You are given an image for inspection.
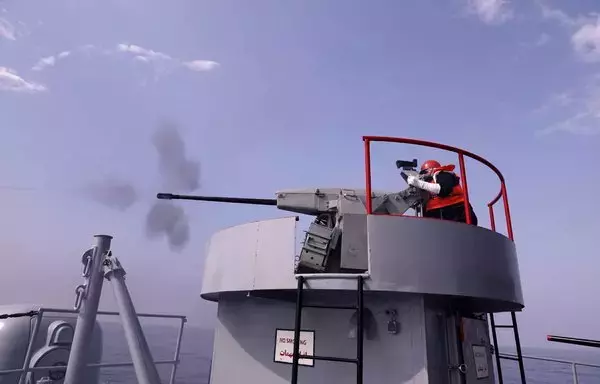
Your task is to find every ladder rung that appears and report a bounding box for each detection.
[495,324,514,328]
[291,275,364,384]
[307,355,358,364]
[303,304,357,310]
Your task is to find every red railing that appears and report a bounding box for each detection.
[363,136,514,241]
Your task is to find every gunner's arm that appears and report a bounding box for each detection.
[409,171,456,197]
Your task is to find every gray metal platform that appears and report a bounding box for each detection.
[200,215,523,313]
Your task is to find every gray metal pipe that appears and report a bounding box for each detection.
[106,264,161,384]
[64,235,112,384]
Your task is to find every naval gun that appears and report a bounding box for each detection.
[157,159,430,273]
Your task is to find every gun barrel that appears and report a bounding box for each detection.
[547,335,600,349]
[157,193,277,206]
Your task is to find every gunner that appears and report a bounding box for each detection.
[406,160,478,226]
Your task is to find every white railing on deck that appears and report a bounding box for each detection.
[501,353,600,384]
[0,307,187,384]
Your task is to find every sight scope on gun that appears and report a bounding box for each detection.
[396,159,418,171]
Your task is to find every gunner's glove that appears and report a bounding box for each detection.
[406,175,420,187]
[407,175,441,195]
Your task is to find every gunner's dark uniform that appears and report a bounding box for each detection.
[422,171,478,226]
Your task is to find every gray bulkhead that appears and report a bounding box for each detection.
[201,213,523,383]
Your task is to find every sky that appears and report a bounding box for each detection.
[1,0,599,351]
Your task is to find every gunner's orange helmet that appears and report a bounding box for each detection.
[420,160,441,174]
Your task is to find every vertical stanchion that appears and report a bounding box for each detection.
[488,205,496,231]
[291,276,304,384]
[572,363,579,384]
[363,138,373,214]
[64,235,112,384]
[458,153,471,225]
[104,255,162,384]
[356,276,364,384]
[501,183,514,240]
[169,317,187,384]
[17,311,44,384]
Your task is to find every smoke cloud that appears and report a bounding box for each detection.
[145,201,189,251]
[83,121,200,252]
[82,178,137,211]
[145,121,200,251]
[151,121,200,192]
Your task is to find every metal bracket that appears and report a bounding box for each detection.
[449,363,468,374]
[102,251,125,278]
[73,248,94,311]
[385,309,399,335]
[81,248,93,278]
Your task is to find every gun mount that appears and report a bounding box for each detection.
[190,137,529,384]
[157,160,430,274]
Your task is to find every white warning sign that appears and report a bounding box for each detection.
[472,345,490,379]
[274,329,315,367]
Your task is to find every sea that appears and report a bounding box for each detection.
[97,321,600,384]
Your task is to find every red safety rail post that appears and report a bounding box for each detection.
[362,135,513,240]
[363,137,373,214]
[488,204,497,232]
[487,184,514,240]
[501,183,515,240]
[457,153,471,225]
[488,192,501,233]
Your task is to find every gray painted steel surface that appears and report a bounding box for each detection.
[366,215,524,310]
[460,316,496,382]
[200,215,523,312]
[340,213,369,270]
[209,294,431,383]
[274,187,419,216]
[208,293,496,384]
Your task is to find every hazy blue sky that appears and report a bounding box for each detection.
[1,0,598,349]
